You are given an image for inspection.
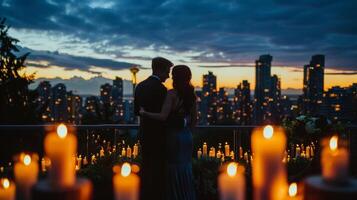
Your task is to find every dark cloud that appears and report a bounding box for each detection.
[18,47,142,73]
[1,0,357,70]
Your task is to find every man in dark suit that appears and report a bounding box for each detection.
[134,57,185,200]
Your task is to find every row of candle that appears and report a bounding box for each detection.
[0,124,141,200]
[216,125,350,200]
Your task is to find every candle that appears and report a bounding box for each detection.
[133,144,139,158]
[287,182,302,200]
[77,155,82,169]
[100,147,105,157]
[306,146,311,159]
[197,148,202,159]
[251,125,287,200]
[44,124,77,188]
[121,148,126,157]
[295,144,301,158]
[211,147,216,157]
[224,142,230,157]
[127,146,132,158]
[91,155,96,164]
[41,158,46,172]
[0,178,15,200]
[113,163,140,200]
[310,145,314,157]
[239,147,243,159]
[243,152,248,162]
[217,150,222,159]
[230,151,235,160]
[321,136,349,183]
[218,162,245,200]
[83,156,88,166]
[14,153,39,200]
[203,142,208,158]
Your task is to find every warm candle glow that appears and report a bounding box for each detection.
[329,136,338,151]
[121,163,131,177]
[23,155,31,166]
[2,178,10,189]
[57,123,67,138]
[263,125,274,139]
[288,182,297,197]
[227,162,237,177]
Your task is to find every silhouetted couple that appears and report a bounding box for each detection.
[134,57,196,200]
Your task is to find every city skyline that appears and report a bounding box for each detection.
[1,0,356,90]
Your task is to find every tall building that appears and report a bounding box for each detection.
[51,83,68,122]
[112,77,124,122]
[217,87,233,124]
[254,55,272,124]
[66,92,82,124]
[100,83,113,122]
[303,55,325,115]
[200,71,218,125]
[36,81,52,122]
[234,80,252,125]
[270,74,282,123]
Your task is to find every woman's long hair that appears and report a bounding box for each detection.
[172,65,196,114]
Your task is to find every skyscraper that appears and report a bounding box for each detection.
[234,80,252,125]
[51,83,68,122]
[112,77,124,122]
[254,54,272,124]
[36,81,52,122]
[303,55,325,115]
[200,71,217,125]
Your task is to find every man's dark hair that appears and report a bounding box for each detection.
[152,57,173,72]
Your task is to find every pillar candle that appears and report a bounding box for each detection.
[224,142,230,157]
[203,142,208,157]
[197,148,202,159]
[217,151,222,159]
[41,158,46,172]
[306,146,311,159]
[239,147,243,159]
[244,152,248,162]
[295,144,301,158]
[77,155,82,169]
[0,178,15,200]
[113,163,140,200]
[91,155,96,164]
[44,124,77,188]
[14,153,39,200]
[321,136,349,183]
[211,147,216,157]
[133,144,138,158]
[100,147,105,157]
[83,156,88,166]
[121,148,126,157]
[218,162,245,200]
[127,146,132,158]
[252,125,287,200]
[230,151,235,160]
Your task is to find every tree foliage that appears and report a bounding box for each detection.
[0,18,39,124]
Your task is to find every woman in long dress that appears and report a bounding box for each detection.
[140,65,197,200]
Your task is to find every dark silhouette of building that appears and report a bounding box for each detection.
[302,55,325,115]
[67,91,82,124]
[112,77,124,122]
[51,83,68,122]
[36,81,52,122]
[217,87,234,124]
[234,80,252,125]
[200,71,218,125]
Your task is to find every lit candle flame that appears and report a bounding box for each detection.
[57,124,67,138]
[288,182,297,197]
[23,154,31,166]
[263,125,274,139]
[1,178,10,189]
[121,162,131,177]
[329,136,338,151]
[227,162,237,177]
